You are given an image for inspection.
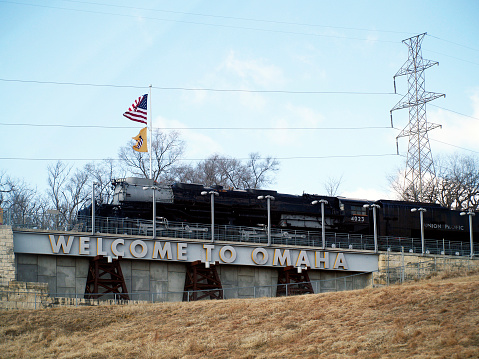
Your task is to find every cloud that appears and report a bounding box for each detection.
[182,51,283,109]
[266,103,325,146]
[341,187,395,201]
[153,115,223,160]
[428,88,479,154]
[223,51,285,88]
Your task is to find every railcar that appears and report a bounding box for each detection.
[80,177,478,244]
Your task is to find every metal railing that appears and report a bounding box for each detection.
[4,211,475,257]
[78,215,473,257]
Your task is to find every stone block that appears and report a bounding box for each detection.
[218,266,238,287]
[76,277,87,294]
[167,270,185,293]
[56,287,77,297]
[149,261,168,281]
[75,258,90,279]
[38,275,57,294]
[17,264,38,283]
[223,287,239,299]
[167,262,186,273]
[132,260,149,271]
[238,275,255,292]
[57,256,76,267]
[119,260,132,280]
[237,285,254,298]
[149,280,168,296]
[124,278,132,295]
[238,266,255,277]
[255,267,276,287]
[17,254,38,265]
[57,266,76,288]
[38,256,57,276]
[131,270,149,291]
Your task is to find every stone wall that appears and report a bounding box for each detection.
[0,281,49,309]
[0,226,15,285]
[374,251,479,285]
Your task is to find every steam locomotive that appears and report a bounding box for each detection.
[81,177,478,244]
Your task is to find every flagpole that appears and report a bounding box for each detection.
[149,84,152,180]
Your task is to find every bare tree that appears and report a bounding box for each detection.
[1,176,41,226]
[0,171,14,207]
[117,129,279,189]
[433,154,479,210]
[244,153,280,189]
[47,161,92,229]
[389,153,479,210]
[85,159,125,205]
[323,175,343,196]
[118,129,185,182]
[168,153,279,189]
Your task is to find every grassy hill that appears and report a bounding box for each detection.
[1,270,478,359]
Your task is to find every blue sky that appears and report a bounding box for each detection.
[1,0,478,199]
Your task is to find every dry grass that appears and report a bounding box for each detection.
[1,271,479,358]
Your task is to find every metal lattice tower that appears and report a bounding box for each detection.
[390,33,445,202]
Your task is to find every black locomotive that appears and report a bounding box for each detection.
[81,177,478,244]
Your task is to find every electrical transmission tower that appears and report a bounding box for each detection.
[390,33,445,202]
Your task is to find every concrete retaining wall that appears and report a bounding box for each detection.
[14,253,370,301]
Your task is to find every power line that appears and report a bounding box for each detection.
[60,0,413,35]
[427,34,479,52]
[0,1,403,43]
[429,139,479,154]
[0,78,397,95]
[0,122,395,131]
[0,153,399,162]
[424,49,479,66]
[429,105,479,121]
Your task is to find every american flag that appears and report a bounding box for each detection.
[123,94,148,124]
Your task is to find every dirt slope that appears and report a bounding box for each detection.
[1,272,478,359]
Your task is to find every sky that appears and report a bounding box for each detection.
[1,0,478,200]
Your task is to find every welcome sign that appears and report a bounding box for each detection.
[13,233,378,273]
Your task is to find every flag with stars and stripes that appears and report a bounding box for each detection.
[123,94,148,124]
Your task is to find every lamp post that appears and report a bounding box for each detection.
[143,185,159,238]
[411,208,427,255]
[312,199,328,248]
[363,204,380,253]
[91,181,99,235]
[460,210,475,258]
[201,190,219,242]
[258,195,275,246]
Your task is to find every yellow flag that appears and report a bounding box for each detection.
[132,127,148,152]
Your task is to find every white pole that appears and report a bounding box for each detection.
[91,182,96,235]
[149,84,152,180]
[267,197,271,246]
[462,211,475,258]
[469,213,474,258]
[153,187,156,239]
[420,210,425,255]
[318,200,328,248]
[373,205,378,253]
[210,192,215,242]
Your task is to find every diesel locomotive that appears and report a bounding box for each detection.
[81,177,478,244]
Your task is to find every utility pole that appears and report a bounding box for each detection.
[390,33,445,202]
